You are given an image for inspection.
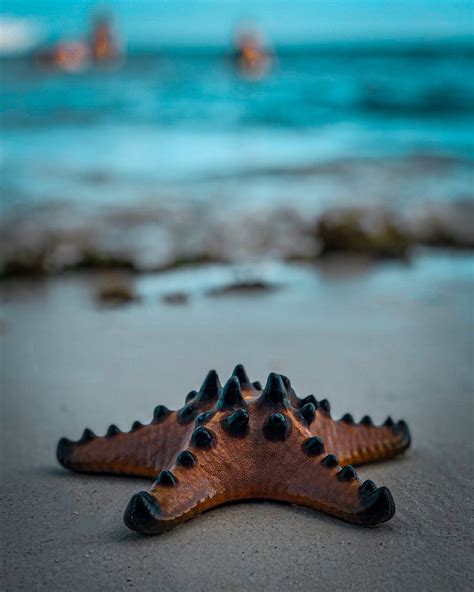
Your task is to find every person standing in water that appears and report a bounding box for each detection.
[90,13,120,63]
[234,25,272,78]
[36,12,121,71]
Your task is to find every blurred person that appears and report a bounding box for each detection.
[36,12,120,71]
[90,12,120,63]
[233,25,272,78]
[36,38,90,71]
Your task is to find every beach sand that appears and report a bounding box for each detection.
[1,252,473,591]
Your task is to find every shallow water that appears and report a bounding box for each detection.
[1,40,473,213]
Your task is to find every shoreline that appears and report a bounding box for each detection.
[1,200,473,280]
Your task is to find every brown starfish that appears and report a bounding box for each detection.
[57,365,411,534]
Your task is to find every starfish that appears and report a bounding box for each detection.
[57,365,411,534]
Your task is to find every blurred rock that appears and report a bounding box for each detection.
[0,249,50,279]
[316,209,412,260]
[161,291,190,305]
[206,279,278,297]
[69,249,137,272]
[95,275,139,307]
[157,252,227,272]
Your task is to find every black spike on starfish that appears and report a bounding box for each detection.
[57,365,411,534]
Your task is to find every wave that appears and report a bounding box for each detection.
[358,86,474,117]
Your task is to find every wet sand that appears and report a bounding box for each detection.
[1,252,473,591]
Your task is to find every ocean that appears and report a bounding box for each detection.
[0,1,473,271]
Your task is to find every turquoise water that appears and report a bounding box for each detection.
[2,0,472,45]
[1,1,473,213]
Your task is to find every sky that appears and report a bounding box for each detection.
[1,0,473,46]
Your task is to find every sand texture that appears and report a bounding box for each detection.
[1,254,473,591]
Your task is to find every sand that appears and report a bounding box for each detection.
[1,252,473,591]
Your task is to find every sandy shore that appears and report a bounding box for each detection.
[1,252,473,591]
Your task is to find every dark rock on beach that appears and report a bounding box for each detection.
[206,280,279,297]
[95,275,139,307]
[316,209,412,260]
[161,291,190,305]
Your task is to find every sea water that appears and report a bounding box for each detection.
[1,1,473,213]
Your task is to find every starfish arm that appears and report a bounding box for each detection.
[311,406,411,466]
[56,370,224,477]
[273,376,411,466]
[124,375,396,534]
[56,410,192,477]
